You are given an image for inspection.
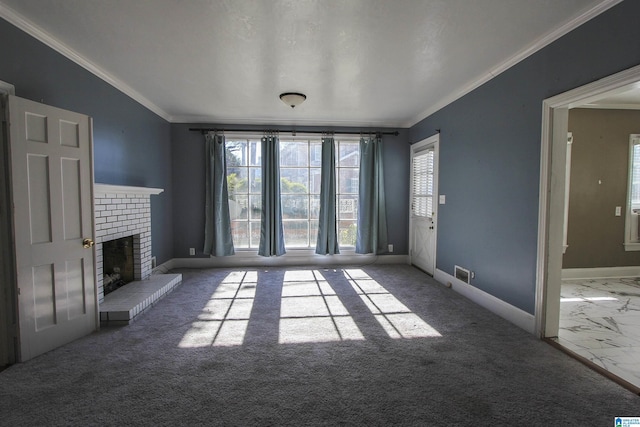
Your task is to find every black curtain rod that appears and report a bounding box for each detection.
[188,128,399,136]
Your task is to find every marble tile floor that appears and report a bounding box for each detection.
[556,276,640,389]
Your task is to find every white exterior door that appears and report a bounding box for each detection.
[410,135,439,275]
[7,95,96,361]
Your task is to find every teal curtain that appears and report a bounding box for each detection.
[356,136,388,254]
[203,133,235,256]
[258,134,286,256]
[316,137,339,254]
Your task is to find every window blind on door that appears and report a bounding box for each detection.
[412,149,434,218]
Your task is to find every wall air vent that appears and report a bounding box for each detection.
[454,265,471,284]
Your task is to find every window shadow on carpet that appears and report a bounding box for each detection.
[178,268,441,348]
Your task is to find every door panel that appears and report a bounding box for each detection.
[412,220,434,272]
[61,158,83,240]
[27,154,53,244]
[8,95,96,361]
[65,258,87,320]
[410,137,438,276]
[32,264,56,330]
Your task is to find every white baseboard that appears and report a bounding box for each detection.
[561,266,640,280]
[434,268,536,334]
[155,253,409,270]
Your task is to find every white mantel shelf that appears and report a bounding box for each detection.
[94,183,164,196]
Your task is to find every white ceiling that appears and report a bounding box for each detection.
[580,83,640,110]
[0,0,621,127]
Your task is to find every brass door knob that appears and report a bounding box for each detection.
[83,238,95,248]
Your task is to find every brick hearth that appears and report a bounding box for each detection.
[94,184,181,325]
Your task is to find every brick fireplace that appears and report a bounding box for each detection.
[94,184,163,304]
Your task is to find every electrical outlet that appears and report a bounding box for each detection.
[189,248,195,256]
[388,244,393,253]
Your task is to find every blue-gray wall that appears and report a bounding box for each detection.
[0,18,173,264]
[171,124,410,257]
[410,0,640,314]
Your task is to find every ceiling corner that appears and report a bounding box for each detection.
[0,2,172,122]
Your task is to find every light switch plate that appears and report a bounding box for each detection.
[439,195,446,204]
[615,206,622,216]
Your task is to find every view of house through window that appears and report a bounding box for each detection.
[226,139,262,248]
[280,139,321,247]
[225,136,359,250]
[336,140,359,246]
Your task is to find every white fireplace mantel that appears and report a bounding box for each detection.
[93,183,162,304]
[94,183,164,196]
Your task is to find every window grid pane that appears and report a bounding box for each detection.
[226,137,359,250]
[337,141,359,247]
[226,139,261,249]
[632,143,640,207]
[412,149,434,218]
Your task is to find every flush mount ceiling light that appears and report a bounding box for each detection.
[279,92,306,108]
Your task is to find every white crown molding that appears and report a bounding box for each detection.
[94,183,164,196]
[0,3,172,122]
[0,80,15,95]
[404,0,624,127]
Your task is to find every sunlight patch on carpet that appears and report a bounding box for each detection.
[278,270,365,344]
[345,269,441,339]
[179,268,441,348]
[179,271,256,348]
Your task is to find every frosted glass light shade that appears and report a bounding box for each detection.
[279,92,306,108]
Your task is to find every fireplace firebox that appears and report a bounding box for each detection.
[102,236,135,296]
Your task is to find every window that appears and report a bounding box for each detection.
[226,138,262,249]
[412,148,434,219]
[225,136,360,250]
[280,139,321,247]
[336,140,359,247]
[625,135,640,250]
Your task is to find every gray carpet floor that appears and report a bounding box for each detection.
[1,264,638,426]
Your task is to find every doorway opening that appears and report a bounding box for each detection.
[537,63,640,392]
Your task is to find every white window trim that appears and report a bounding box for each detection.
[562,133,572,254]
[624,134,640,251]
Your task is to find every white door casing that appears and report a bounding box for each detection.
[7,95,96,361]
[536,64,640,338]
[410,134,439,275]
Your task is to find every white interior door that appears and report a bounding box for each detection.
[7,95,96,361]
[410,136,439,275]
